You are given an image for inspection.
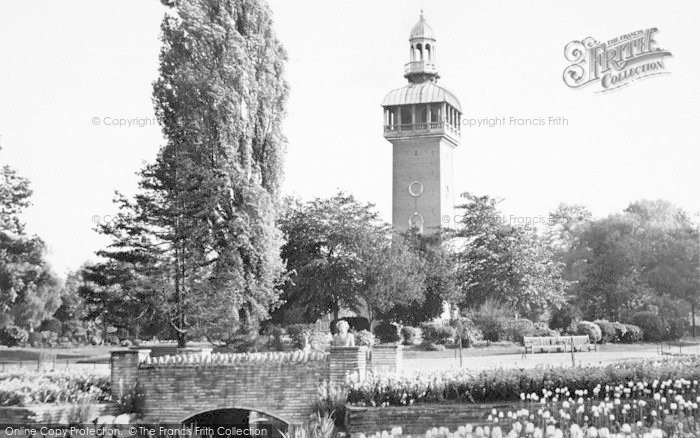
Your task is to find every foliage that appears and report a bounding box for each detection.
[549,304,581,332]
[0,157,62,331]
[503,319,536,344]
[621,324,644,343]
[593,319,616,343]
[286,324,316,349]
[560,200,699,322]
[115,380,144,415]
[532,321,558,337]
[631,311,665,342]
[0,325,28,347]
[354,330,377,347]
[645,296,689,341]
[345,356,700,407]
[92,0,290,347]
[576,321,602,343]
[308,330,332,351]
[360,233,427,323]
[275,193,392,322]
[0,369,110,406]
[420,322,455,345]
[373,321,402,344]
[399,326,422,346]
[451,318,483,347]
[380,231,457,326]
[612,322,628,342]
[38,318,61,335]
[312,381,347,428]
[468,299,512,342]
[450,194,568,319]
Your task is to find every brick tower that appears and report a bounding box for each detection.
[381,12,461,234]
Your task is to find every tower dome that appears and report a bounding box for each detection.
[410,12,435,40]
[405,12,439,83]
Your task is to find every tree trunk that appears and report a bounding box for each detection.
[692,302,696,338]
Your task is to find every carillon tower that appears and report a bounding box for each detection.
[382,12,462,234]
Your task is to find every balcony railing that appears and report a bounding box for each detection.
[384,121,460,138]
[404,61,438,75]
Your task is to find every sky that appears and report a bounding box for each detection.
[0,0,698,276]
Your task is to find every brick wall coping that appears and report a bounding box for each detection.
[140,350,328,367]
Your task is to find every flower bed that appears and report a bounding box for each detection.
[346,357,700,407]
[0,369,110,406]
[344,357,700,437]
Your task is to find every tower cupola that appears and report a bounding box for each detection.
[405,11,439,83]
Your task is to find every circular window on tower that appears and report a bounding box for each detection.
[408,212,424,234]
[408,181,424,197]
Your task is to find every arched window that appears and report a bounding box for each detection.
[425,44,431,61]
[416,43,423,61]
[409,213,424,234]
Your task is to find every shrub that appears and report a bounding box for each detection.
[422,342,446,351]
[549,305,581,332]
[286,324,315,349]
[533,322,558,337]
[649,296,689,341]
[469,301,511,342]
[666,317,686,341]
[40,331,58,347]
[420,322,455,345]
[451,318,483,347]
[269,325,285,350]
[354,330,377,347]
[330,317,370,334]
[373,322,402,344]
[400,326,422,346]
[593,320,616,343]
[631,311,665,342]
[621,324,644,343]
[612,322,628,342]
[0,326,28,347]
[39,318,63,335]
[308,330,332,351]
[576,321,602,343]
[28,332,43,347]
[503,319,535,344]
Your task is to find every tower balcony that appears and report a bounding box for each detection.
[404,61,438,76]
[383,120,460,141]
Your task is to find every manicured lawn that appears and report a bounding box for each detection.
[402,339,700,372]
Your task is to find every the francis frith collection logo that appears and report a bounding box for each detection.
[563,28,672,92]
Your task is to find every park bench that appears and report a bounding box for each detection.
[523,335,597,354]
[568,335,597,352]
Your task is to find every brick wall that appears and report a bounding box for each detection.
[110,346,402,428]
[110,350,140,398]
[329,346,367,384]
[369,344,402,373]
[138,355,330,425]
[345,402,524,435]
